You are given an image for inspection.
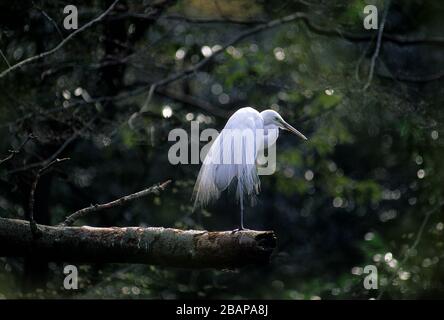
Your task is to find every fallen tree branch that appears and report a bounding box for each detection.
[61,180,172,226]
[0,0,119,79]
[0,218,276,268]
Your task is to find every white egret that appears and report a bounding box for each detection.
[192,107,307,230]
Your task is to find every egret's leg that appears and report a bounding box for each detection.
[240,193,244,230]
[231,197,245,233]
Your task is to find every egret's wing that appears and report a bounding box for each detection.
[193,107,263,209]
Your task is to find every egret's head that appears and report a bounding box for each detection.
[261,109,307,140]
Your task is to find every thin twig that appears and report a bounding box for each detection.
[61,180,172,226]
[142,84,156,112]
[32,1,64,40]
[355,36,376,82]
[363,1,391,91]
[0,48,11,68]
[0,0,119,79]
[8,116,96,174]
[128,84,157,129]
[0,134,34,166]
[28,158,70,235]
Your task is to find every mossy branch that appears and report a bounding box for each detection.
[0,218,276,269]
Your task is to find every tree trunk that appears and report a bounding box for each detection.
[0,218,276,269]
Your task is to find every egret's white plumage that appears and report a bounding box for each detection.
[193,107,307,229]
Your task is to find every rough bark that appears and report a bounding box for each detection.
[0,218,276,269]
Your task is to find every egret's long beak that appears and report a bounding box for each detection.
[282,121,307,140]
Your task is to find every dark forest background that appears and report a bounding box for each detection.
[1,0,444,299]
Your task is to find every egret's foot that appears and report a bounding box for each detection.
[231,227,249,234]
[30,219,42,238]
